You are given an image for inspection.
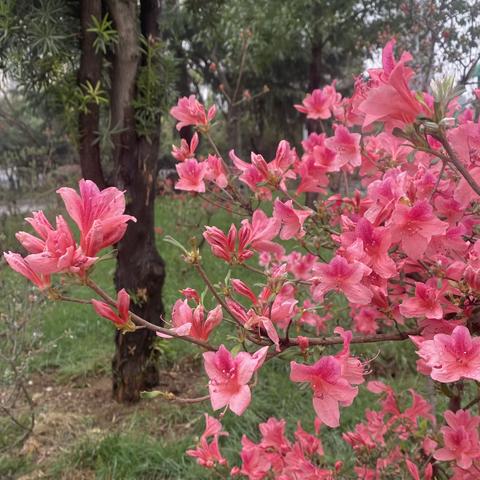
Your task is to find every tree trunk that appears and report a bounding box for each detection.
[107,0,165,403]
[175,47,195,145]
[78,0,106,188]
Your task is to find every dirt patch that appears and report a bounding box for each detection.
[3,356,206,477]
[27,355,204,425]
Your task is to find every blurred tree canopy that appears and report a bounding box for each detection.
[164,0,404,155]
[162,0,480,156]
[0,89,75,193]
[1,0,478,164]
[394,0,480,90]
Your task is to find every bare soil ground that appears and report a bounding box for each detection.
[2,357,204,479]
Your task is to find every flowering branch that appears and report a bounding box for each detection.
[85,277,217,351]
[435,129,480,197]
[284,328,421,348]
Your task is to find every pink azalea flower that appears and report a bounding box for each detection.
[405,459,433,480]
[283,444,333,479]
[290,356,358,428]
[454,166,480,208]
[295,156,329,194]
[21,215,97,275]
[175,158,208,192]
[324,124,362,170]
[434,410,480,469]
[294,422,324,457]
[416,326,480,383]
[452,465,480,479]
[229,150,270,199]
[171,132,199,161]
[57,179,136,257]
[225,298,249,326]
[3,252,50,290]
[241,209,282,256]
[229,281,284,347]
[157,300,222,340]
[311,255,373,305]
[91,288,130,327]
[269,286,298,329]
[379,39,413,80]
[245,312,280,352]
[448,123,480,171]
[402,389,435,426]
[259,418,291,453]
[235,436,272,479]
[311,136,340,172]
[180,287,200,303]
[353,306,381,334]
[284,252,316,280]
[17,214,97,275]
[169,95,216,131]
[294,85,341,120]
[15,230,45,254]
[358,45,423,130]
[272,140,298,173]
[334,327,365,386]
[464,265,480,292]
[205,154,228,189]
[203,345,268,415]
[230,141,296,197]
[231,279,258,305]
[299,300,329,334]
[343,410,387,450]
[186,414,228,468]
[399,279,446,319]
[423,437,438,456]
[273,199,312,240]
[22,211,54,249]
[203,223,253,263]
[188,304,223,340]
[355,217,396,279]
[388,200,448,260]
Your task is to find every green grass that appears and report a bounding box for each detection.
[0,454,33,480]
[49,433,200,480]
[0,195,425,479]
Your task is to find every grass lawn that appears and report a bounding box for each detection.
[0,195,426,479]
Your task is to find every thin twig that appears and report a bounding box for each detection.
[463,395,480,411]
[435,131,480,197]
[283,329,421,348]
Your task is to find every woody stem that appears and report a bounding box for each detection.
[281,328,421,349]
[435,131,480,197]
[193,263,267,346]
[84,277,217,351]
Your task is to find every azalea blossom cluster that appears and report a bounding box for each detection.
[5,38,480,477]
[187,414,336,478]
[187,382,479,479]
[4,180,135,292]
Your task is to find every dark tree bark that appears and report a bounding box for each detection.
[175,46,195,145]
[78,0,106,188]
[107,0,165,403]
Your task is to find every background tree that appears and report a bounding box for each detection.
[0,0,176,402]
[392,0,480,89]
[164,0,406,158]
